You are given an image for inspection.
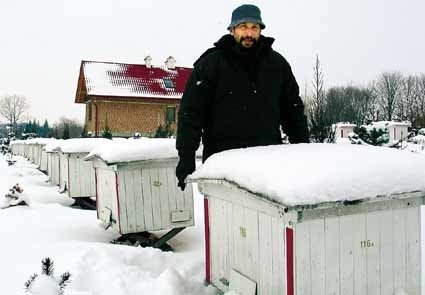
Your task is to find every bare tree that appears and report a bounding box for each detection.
[415,74,425,127]
[376,72,404,121]
[0,95,28,133]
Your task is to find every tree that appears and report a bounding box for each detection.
[62,123,70,139]
[154,123,172,138]
[376,72,403,121]
[101,115,113,139]
[308,55,333,142]
[52,117,84,139]
[0,95,28,134]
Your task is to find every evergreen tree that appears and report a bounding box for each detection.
[354,126,389,146]
[62,124,70,139]
[101,115,113,139]
[41,120,49,137]
[154,123,172,138]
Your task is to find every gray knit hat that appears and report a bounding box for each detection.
[227,4,266,30]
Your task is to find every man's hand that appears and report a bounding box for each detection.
[176,152,196,191]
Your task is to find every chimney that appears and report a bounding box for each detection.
[165,56,176,69]
[144,55,152,68]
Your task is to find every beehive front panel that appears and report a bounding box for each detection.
[51,154,60,186]
[59,154,68,190]
[209,196,233,293]
[295,206,422,295]
[40,151,48,172]
[97,168,120,232]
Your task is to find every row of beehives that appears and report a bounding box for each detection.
[9,138,195,235]
[9,139,425,295]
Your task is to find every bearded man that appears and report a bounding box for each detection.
[176,4,309,190]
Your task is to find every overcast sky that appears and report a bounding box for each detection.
[1,0,424,124]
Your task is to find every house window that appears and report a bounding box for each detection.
[88,103,92,121]
[166,106,176,123]
[163,79,175,89]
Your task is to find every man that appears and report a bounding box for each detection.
[176,4,309,190]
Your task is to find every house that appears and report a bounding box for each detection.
[74,57,192,137]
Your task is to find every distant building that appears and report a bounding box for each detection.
[74,57,192,137]
[364,121,410,142]
[333,122,356,139]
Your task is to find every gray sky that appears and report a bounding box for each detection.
[1,0,424,124]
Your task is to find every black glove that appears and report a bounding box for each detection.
[176,151,196,191]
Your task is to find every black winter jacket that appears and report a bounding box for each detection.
[176,34,309,161]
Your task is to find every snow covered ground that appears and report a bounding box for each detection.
[0,153,216,295]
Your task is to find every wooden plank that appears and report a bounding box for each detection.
[166,167,177,211]
[406,206,421,294]
[295,221,311,295]
[365,211,381,294]
[244,207,259,283]
[97,169,118,230]
[158,167,171,228]
[117,172,129,234]
[123,170,137,233]
[309,219,325,295]
[211,197,231,290]
[232,203,245,275]
[88,160,96,197]
[352,214,367,295]
[393,208,407,293]
[379,210,394,295]
[131,169,146,232]
[183,182,194,218]
[324,216,340,295]
[141,168,154,230]
[258,212,273,295]
[271,217,285,295]
[226,198,235,288]
[149,168,162,230]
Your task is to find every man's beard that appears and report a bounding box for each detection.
[239,36,258,49]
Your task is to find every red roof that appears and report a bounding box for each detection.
[75,60,192,103]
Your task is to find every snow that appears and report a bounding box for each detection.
[0,153,216,295]
[29,275,61,295]
[83,62,182,99]
[55,138,112,154]
[364,120,410,131]
[333,122,356,128]
[190,143,425,207]
[44,139,63,152]
[85,137,202,164]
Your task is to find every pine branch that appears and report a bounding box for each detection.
[24,273,38,292]
[59,272,71,295]
[41,257,54,276]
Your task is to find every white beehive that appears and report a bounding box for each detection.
[85,138,196,234]
[56,138,110,198]
[190,144,425,295]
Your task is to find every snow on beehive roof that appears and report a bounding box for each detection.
[55,138,113,154]
[85,138,178,163]
[189,143,425,207]
[85,137,202,164]
[44,139,63,152]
